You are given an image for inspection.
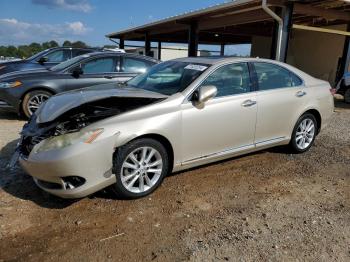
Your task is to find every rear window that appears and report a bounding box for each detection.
[254,62,303,90]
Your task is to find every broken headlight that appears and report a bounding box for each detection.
[33,128,104,153]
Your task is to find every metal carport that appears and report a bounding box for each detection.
[107,0,350,84]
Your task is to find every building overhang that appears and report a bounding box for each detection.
[107,0,350,45]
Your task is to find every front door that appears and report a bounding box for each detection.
[181,62,257,162]
[64,56,120,91]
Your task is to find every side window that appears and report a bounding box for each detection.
[82,57,116,74]
[45,50,70,62]
[200,63,251,97]
[72,49,91,57]
[254,62,303,91]
[122,57,153,73]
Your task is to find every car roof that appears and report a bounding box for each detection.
[172,56,245,65]
[45,47,97,51]
[79,51,160,62]
[173,56,289,65]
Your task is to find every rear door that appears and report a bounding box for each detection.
[64,55,120,91]
[252,62,307,145]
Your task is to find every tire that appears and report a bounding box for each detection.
[344,88,350,104]
[111,138,169,199]
[22,90,52,118]
[290,113,317,153]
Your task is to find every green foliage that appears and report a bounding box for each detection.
[0,40,89,59]
[62,40,72,47]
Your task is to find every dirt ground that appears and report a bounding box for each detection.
[0,100,349,262]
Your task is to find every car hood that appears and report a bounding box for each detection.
[0,68,53,81]
[35,83,168,123]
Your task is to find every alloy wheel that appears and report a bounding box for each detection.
[295,118,315,150]
[121,146,163,193]
[27,93,50,115]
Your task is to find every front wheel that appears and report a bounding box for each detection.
[290,113,317,153]
[22,90,52,118]
[111,138,169,199]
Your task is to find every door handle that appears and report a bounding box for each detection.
[241,99,257,107]
[296,90,307,97]
[103,75,114,79]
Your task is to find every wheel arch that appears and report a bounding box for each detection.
[19,86,56,115]
[300,108,322,135]
[115,133,175,173]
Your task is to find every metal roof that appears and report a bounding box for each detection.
[106,0,350,45]
[106,0,255,38]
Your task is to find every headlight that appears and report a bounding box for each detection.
[0,80,22,88]
[33,128,104,153]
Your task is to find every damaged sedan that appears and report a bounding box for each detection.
[13,57,334,199]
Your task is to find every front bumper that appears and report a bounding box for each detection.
[0,99,16,112]
[0,87,22,113]
[19,135,118,199]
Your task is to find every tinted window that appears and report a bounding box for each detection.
[82,57,116,73]
[200,63,251,97]
[122,57,153,73]
[254,62,303,91]
[72,49,92,57]
[45,50,70,62]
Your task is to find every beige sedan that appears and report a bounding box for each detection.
[16,57,334,199]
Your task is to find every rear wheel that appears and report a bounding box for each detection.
[22,90,52,118]
[344,88,350,104]
[111,138,169,199]
[290,113,317,153]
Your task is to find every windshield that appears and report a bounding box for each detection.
[50,54,88,72]
[27,49,50,61]
[127,61,209,95]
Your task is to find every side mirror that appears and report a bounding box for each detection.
[37,56,48,64]
[71,67,83,78]
[192,85,217,104]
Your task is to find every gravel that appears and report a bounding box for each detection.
[0,100,349,261]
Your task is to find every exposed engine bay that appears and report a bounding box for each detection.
[17,97,163,158]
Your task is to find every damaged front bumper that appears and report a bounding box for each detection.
[18,133,118,199]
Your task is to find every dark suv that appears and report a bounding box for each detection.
[0,47,96,76]
[0,52,159,117]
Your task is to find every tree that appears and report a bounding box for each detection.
[49,40,59,48]
[71,41,88,48]
[6,46,17,57]
[42,41,51,50]
[63,40,72,47]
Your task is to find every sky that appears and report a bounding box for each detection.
[0,0,250,55]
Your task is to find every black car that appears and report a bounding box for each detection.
[336,72,350,103]
[0,47,96,76]
[0,52,159,117]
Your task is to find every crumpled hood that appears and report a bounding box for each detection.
[35,83,168,123]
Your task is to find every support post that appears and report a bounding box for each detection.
[220,44,225,56]
[119,37,124,49]
[145,32,151,57]
[270,20,279,60]
[188,21,199,57]
[336,24,350,83]
[157,41,162,60]
[280,3,293,62]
